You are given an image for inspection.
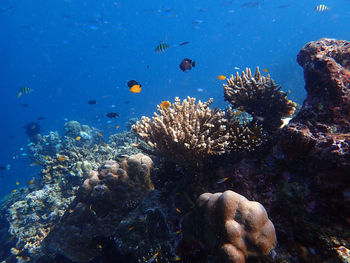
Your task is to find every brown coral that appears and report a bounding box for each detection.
[182,190,277,263]
[132,97,230,163]
[224,67,296,131]
[132,97,267,164]
[44,154,154,262]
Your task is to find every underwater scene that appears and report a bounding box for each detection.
[1,0,350,262]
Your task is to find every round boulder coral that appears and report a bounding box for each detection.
[182,190,277,263]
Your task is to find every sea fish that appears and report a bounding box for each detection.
[127,80,142,93]
[27,179,35,185]
[37,116,45,121]
[146,251,160,263]
[155,42,170,53]
[15,181,20,185]
[88,100,97,105]
[75,136,81,141]
[106,112,120,118]
[58,155,66,161]
[128,226,134,231]
[17,86,31,98]
[217,177,230,184]
[160,101,171,109]
[315,4,329,12]
[176,207,182,213]
[262,68,269,73]
[178,41,189,46]
[21,103,29,107]
[217,75,226,80]
[241,1,263,8]
[179,58,195,72]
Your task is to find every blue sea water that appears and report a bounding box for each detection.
[0,0,349,198]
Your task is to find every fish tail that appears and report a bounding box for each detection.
[192,61,196,67]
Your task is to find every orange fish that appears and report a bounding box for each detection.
[262,68,269,73]
[217,75,226,80]
[160,101,171,109]
[75,136,81,141]
[127,80,142,93]
[216,177,229,184]
[58,156,66,162]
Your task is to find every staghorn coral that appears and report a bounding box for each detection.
[132,97,231,162]
[182,190,277,263]
[132,97,266,163]
[224,67,296,131]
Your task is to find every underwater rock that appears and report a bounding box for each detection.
[280,38,350,170]
[182,190,277,263]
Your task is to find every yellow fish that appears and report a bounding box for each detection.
[116,125,120,129]
[15,181,20,185]
[129,85,141,93]
[146,251,160,263]
[27,179,35,185]
[176,207,181,213]
[217,75,226,80]
[58,156,66,162]
[128,226,134,231]
[11,189,17,193]
[97,132,103,137]
[75,136,81,141]
[216,177,229,184]
[160,101,171,109]
[174,256,181,261]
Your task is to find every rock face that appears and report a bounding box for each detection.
[278,38,350,219]
[280,38,350,167]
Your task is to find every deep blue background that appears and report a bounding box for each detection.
[0,0,349,197]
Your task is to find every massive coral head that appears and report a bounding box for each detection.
[223,67,296,131]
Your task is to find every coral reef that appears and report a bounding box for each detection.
[132,97,265,164]
[43,153,154,262]
[223,67,296,130]
[133,97,231,163]
[182,190,277,263]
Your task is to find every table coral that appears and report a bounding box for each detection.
[223,67,296,131]
[182,190,277,263]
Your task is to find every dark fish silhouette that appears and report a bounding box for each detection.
[88,100,97,105]
[179,58,195,72]
[106,112,119,118]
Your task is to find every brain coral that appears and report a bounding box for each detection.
[224,67,296,131]
[182,190,277,263]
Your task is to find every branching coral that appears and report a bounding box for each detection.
[132,97,267,163]
[224,67,297,131]
[132,97,231,163]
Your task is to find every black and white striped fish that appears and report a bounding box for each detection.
[154,41,189,53]
[17,86,31,98]
[315,4,329,12]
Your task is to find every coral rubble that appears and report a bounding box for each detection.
[223,67,297,130]
[182,190,277,263]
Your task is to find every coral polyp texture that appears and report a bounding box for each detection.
[132,97,266,163]
[223,67,297,131]
[44,154,154,262]
[182,190,277,263]
[132,97,231,162]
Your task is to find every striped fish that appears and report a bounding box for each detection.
[155,42,170,53]
[17,86,31,98]
[315,4,329,12]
